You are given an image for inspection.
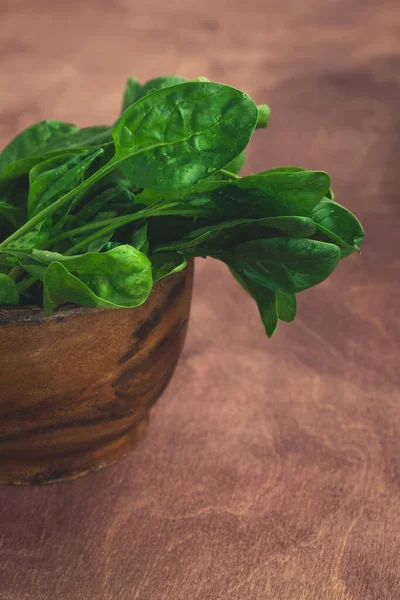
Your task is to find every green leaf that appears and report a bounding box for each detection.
[233,238,340,293]
[112,81,258,191]
[0,273,19,305]
[28,148,104,217]
[311,199,365,251]
[252,285,278,337]
[229,267,278,337]
[75,185,135,222]
[0,121,79,180]
[276,291,297,322]
[40,245,153,315]
[150,251,187,282]
[121,77,142,112]
[211,170,330,218]
[223,150,246,175]
[131,221,148,253]
[135,75,188,101]
[0,201,24,229]
[7,217,52,249]
[158,215,316,253]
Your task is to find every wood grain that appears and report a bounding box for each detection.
[0,262,193,485]
[0,0,399,598]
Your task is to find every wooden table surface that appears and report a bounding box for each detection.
[1,1,399,598]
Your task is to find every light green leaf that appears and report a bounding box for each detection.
[41,245,153,315]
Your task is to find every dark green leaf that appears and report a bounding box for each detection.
[28,148,104,217]
[131,221,148,253]
[134,75,188,101]
[112,81,258,191]
[75,185,135,222]
[0,201,23,229]
[150,252,187,282]
[0,121,79,181]
[121,77,142,112]
[311,199,365,251]
[276,291,297,322]
[211,170,331,218]
[229,267,278,337]
[158,215,316,253]
[0,273,19,305]
[232,238,340,293]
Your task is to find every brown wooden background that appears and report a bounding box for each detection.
[1,1,399,598]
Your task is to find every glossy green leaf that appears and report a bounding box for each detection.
[28,148,104,217]
[0,124,111,183]
[311,199,365,250]
[233,238,340,293]
[0,121,79,180]
[150,251,187,282]
[112,81,258,191]
[0,273,19,305]
[211,170,330,218]
[41,245,152,315]
[276,291,297,322]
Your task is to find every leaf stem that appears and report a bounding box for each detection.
[0,158,116,249]
[219,169,240,180]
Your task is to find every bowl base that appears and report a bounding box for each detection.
[0,416,149,486]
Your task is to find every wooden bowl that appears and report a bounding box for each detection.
[0,260,193,485]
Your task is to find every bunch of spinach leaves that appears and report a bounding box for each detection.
[0,76,364,336]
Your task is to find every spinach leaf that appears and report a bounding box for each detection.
[229,267,278,337]
[311,199,365,251]
[150,252,187,282]
[75,185,135,222]
[223,150,246,175]
[0,121,79,181]
[112,81,258,191]
[40,245,152,315]
[0,201,24,229]
[7,217,52,249]
[157,215,316,252]
[131,221,148,254]
[232,238,340,293]
[135,75,188,102]
[0,273,19,305]
[276,291,297,322]
[121,77,142,112]
[28,148,104,217]
[211,170,330,218]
